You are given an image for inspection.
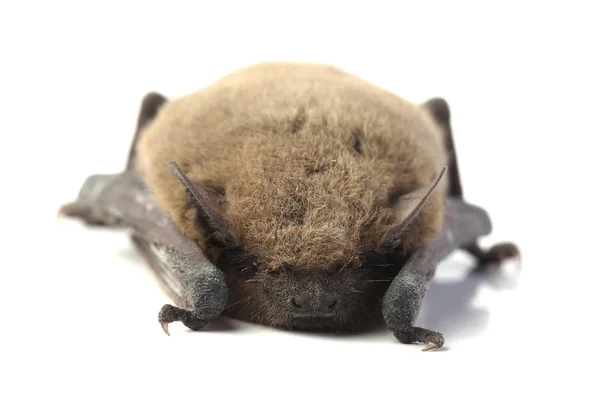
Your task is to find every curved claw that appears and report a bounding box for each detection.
[422,342,439,352]
[161,322,171,336]
[158,304,211,334]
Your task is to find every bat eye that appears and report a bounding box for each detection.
[279,262,294,272]
[240,259,260,274]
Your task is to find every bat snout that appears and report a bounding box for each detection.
[290,293,338,317]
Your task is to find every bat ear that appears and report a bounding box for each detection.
[136,92,168,133]
[127,92,168,170]
[422,97,451,131]
[378,167,447,251]
[168,161,239,248]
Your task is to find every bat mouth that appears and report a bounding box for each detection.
[288,315,338,331]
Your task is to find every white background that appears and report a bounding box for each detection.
[1,1,598,399]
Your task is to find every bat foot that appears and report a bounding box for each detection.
[391,326,444,351]
[158,304,209,335]
[468,242,520,273]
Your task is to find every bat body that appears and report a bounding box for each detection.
[60,62,519,350]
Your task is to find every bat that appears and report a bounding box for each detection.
[59,62,519,351]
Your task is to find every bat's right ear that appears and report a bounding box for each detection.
[126,92,169,170]
[377,167,447,252]
[168,161,239,248]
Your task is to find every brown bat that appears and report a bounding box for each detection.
[59,62,519,351]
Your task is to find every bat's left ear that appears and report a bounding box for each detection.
[136,92,168,133]
[377,167,447,252]
[421,97,451,131]
[168,161,239,248]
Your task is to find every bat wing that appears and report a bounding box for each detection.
[59,92,225,311]
[382,197,493,350]
[408,197,493,277]
[59,171,220,311]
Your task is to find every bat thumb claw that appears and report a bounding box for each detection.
[422,343,439,352]
[57,203,77,218]
[57,202,90,220]
[161,322,171,336]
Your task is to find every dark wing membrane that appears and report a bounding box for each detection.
[131,235,190,309]
[68,172,194,249]
[59,92,226,314]
[404,197,493,278]
[62,171,218,310]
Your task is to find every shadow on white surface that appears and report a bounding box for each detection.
[114,236,521,346]
[417,258,520,344]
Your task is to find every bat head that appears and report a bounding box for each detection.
[169,161,446,331]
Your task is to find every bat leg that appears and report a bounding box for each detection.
[58,201,121,226]
[383,271,444,351]
[158,304,209,336]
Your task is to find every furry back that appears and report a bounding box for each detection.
[135,62,448,271]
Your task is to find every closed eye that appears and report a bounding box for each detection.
[239,259,260,274]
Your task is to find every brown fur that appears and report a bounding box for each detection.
[136,62,448,275]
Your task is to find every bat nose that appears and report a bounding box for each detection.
[291,294,338,314]
[319,294,337,312]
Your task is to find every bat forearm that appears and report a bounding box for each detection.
[381,199,496,350]
[382,273,427,331]
[179,260,228,322]
[382,265,443,351]
[141,241,229,334]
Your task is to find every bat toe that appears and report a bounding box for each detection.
[471,242,521,273]
[160,322,171,336]
[158,304,210,334]
[391,326,445,351]
[488,242,520,262]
